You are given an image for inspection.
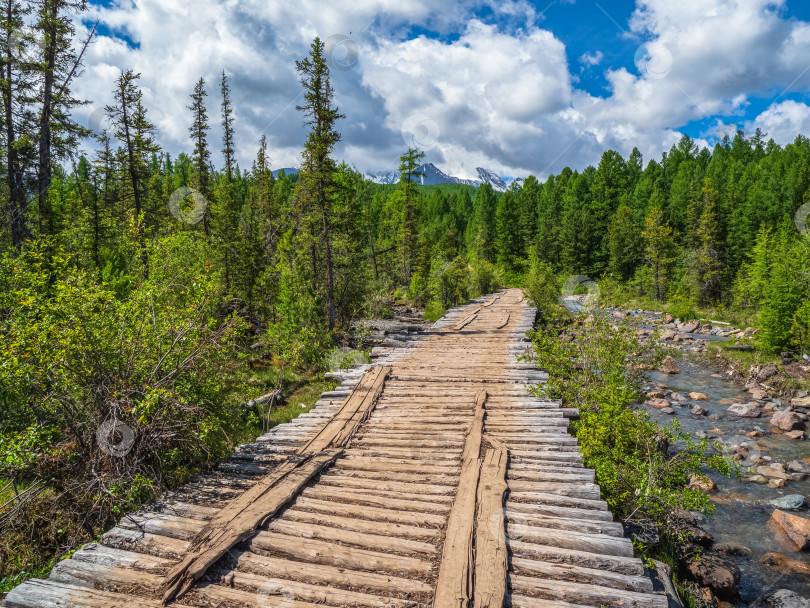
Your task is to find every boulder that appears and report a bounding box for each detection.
[760,552,810,576]
[661,355,680,374]
[687,474,717,493]
[671,392,688,402]
[770,412,806,432]
[769,495,806,510]
[787,460,810,474]
[661,407,675,414]
[754,589,810,608]
[756,466,793,480]
[758,363,779,380]
[769,479,787,489]
[647,398,671,409]
[713,542,751,556]
[686,555,740,599]
[785,430,805,441]
[742,474,768,484]
[681,321,700,333]
[691,405,708,416]
[770,509,810,550]
[661,329,677,340]
[690,392,710,401]
[792,396,810,408]
[727,403,761,418]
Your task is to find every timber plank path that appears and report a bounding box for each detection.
[3,289,667,608]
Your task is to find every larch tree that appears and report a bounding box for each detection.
[398,147,424,281]
[295,37,345,331]
[220,70,235,183]
[34,0,92,235]
[188,77,211,236]
[642,206,678,301]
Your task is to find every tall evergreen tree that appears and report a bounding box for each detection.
[397,147,424,281]
[642,206,678,301]
[295,37,345,331]
[188,77,211,235]
[220,70,235,182]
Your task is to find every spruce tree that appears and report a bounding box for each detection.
[642,206,678,301]
[188,77,211,235]
[220,70,235,182]
[295,37,345,331]
[398,147,424,281]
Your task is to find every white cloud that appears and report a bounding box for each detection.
[68,0,810,181]
[580,50,603,67]
[746,100,810,144]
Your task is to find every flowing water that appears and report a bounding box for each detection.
[644,355,810,603]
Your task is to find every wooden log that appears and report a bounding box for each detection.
[509,574,668,608]
[4,579,194,608]
[474,444,509,608]
[248,531,432,576]
[508,539,643,576]
[160,448,342,603]
[291,495,446,526]
[432,390,487,608]
[511,557,653,593]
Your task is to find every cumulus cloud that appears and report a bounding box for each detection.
[580,50,603,67]
[68,0,810,180]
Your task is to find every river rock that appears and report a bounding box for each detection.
[750,388,769,400]
[761,552,810,576]
[647,398,671,408]
[691,405,708,416]
[756,466,793,480]
[686,555,740,599]
[769,479,787,489]
[727,403,761,418]
[690,392,710,401]
[757,363,779,381]
[646,390,665,398]
[747,430,763,437]
[664,313,674,323]
[713,542,751,556]
[681,321,700,333]
[770,411,805,432]
[792,396,810,408]
[742,474,768,484]
[661,407,675,414]
[670,392,688,402]
[787,460,810,474]
[785,430,805,441]
[754,589,810,608]
[770,509,810,550]
[661,356,680,374]
[661,329,677,340]
[769,495,806,510]
[687,474,717,493]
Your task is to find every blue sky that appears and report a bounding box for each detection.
[76,0,810,180]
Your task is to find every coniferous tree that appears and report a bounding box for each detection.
[295,37,345,331]
[105,70,159,270]
[689,178,724,303]
[220,70,235,182]
[642,206,678,301]
[397,147,424,281]
[188,77,211,235]
[34,0,92,234]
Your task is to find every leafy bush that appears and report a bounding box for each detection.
[524,247,566,322]
[0,236,250,577]
[667,293,697,322]
[469,260,501,297]
[528,314,730,524]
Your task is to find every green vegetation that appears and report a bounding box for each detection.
[529,313,731,527]
[1,1,809,594]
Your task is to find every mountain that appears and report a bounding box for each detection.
[364,162,520,192]
[272,167,299,178]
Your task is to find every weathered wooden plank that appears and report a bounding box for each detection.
[474,442,509,608]
[432,390,487,608]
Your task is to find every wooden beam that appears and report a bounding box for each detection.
[474,437,509,608]
[432,390,487,608]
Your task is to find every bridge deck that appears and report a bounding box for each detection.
[3,289,666,608]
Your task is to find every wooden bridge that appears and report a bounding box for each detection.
[3,289,667,608]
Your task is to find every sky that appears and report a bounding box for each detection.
[73,0,810,181]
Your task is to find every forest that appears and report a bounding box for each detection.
[2,0,810,595]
